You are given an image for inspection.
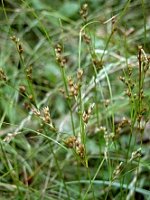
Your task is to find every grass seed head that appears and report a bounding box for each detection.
[80,3,88,20]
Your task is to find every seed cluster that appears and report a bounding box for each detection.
[64,136,85,159]
[129,148,142,162]
[68,76,79,97]
[119,65,135,98]
[83,32,91,44]
[80,3,88,20]
[26,65,32,80]
[119,46,150,132]
[82,103,95,124]
[32,106,53,127]
[92,57,103,70]
[59,69,84,99]
[112,162,123,180]
[55,44,67,67]
[0,68,7,81]
[10,35,23,55]
[115,117,131,135]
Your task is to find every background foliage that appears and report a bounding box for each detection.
[0,0,150,199]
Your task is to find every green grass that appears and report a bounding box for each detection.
[0,0,150,199]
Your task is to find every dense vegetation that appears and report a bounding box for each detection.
[0,0,150,199]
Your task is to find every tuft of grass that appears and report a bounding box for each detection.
[0,0,150,199]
